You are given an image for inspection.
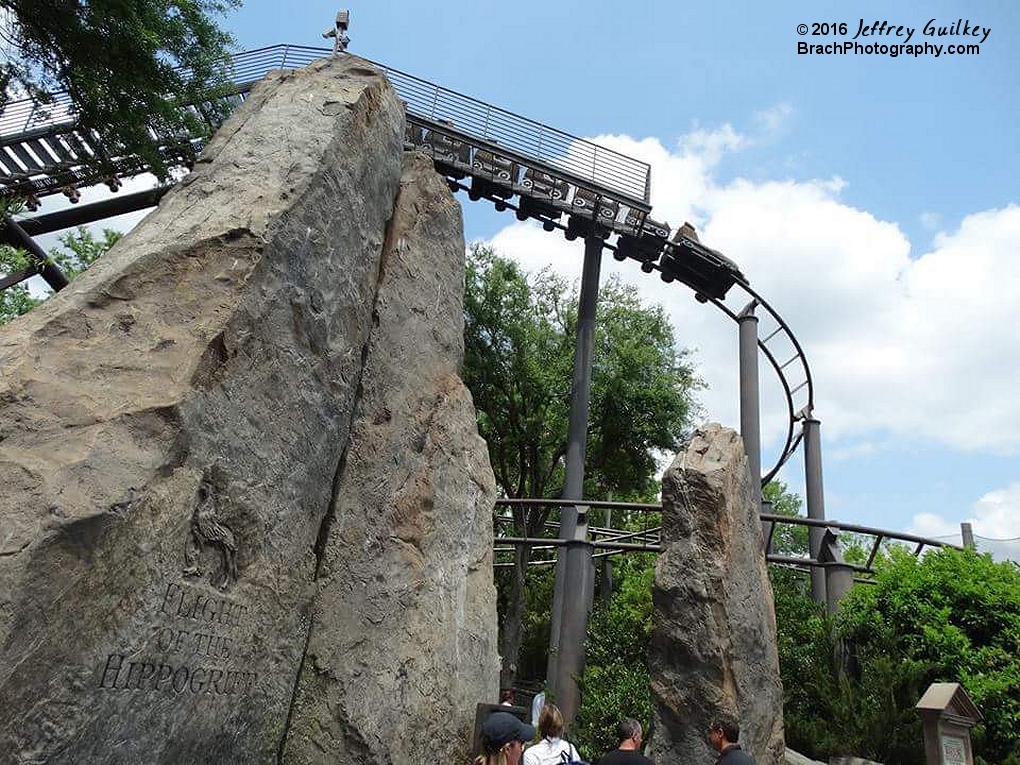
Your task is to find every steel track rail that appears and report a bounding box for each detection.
[493,499,961,574]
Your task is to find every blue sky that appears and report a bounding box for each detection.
[28,1,1020,557]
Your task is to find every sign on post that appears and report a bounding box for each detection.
[916,683,982,765]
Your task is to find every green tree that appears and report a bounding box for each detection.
[48,226,121,279]
[464,244,700,687]
[0,244,42,323]
[574,547,656,758]
[839,547,1020,765]
[0,0,239,180]
[774,547,1020,765]
[0,226,120,325]
[764,480,809,555]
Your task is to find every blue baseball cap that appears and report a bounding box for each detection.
[482,711,536,751]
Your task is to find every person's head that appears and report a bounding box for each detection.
[480,711,535,765]
[708,715,740,751]
[537,703,565,739]
[499,688,515,705]
[616,718,643,750]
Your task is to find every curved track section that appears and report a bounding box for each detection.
[703,281,813,484]
[444,186,814,484]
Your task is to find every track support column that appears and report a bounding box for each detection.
[547,235,601,725]
[738,301,763,523]
[803,412,827,603]
[2,218,69,292]
[961,522,975,549]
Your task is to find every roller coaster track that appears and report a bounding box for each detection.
[0,44,813,483]
[491,499,961,580]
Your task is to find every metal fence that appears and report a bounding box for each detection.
[0,44,650,205]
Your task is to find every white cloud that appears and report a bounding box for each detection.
[919,211,941,230]
[828,441,881,462]
[680,123,748,166]
[910,483,1020,561]
[754,102,794,136]
[483,121,1020,471]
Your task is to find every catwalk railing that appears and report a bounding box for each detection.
[0,45,649,209]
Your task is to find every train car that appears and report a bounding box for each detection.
[516,167,570,226]
[658,223,746,301]
[564,186,619,240]
[620,208,670,239]
[470,147,518,201]
[614,211,671,272]
[570,186,619,223]
[424,121,471,179]
[404,120,424,150]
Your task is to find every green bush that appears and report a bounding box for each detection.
[574,552,656,759]
[773,549,1020,765]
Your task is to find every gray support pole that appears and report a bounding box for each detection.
[961,522,975,549]
[738,301,762,519]
[3,218,69,291]
[803,414,827,604]
[547,236,601,725]
[820,528,853,615]
[825,563,854,615]
[556,538,594,719]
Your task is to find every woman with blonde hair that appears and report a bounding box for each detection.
[476,710,535,765]
[522,703,581,765]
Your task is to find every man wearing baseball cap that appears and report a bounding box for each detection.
[476,710,536,765]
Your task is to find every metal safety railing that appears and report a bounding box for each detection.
[0,45,650,208]
[379,65,649,204]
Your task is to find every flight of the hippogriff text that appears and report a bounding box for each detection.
[796,19,989,58]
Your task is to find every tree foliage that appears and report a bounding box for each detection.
[0,244,41,322]
[839,547,1020,765]
[774,546,1020,765]
[465,244,700,504]
[764,480,808,555]
[0,0,239,179]
[465,243,700,686]
[574,548,656,759]
[48,225,121,278]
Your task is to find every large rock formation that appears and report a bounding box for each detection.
[0,55,497,764]
[279,152,498,764]
[647,424,785,765]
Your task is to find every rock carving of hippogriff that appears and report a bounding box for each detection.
[182,474,238,590]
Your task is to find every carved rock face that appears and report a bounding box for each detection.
[279,153,499,765]
[0,57,497,764]
[646,424,786,765]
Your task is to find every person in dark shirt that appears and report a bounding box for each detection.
[598,718,655,765]
[709,715,755,765]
